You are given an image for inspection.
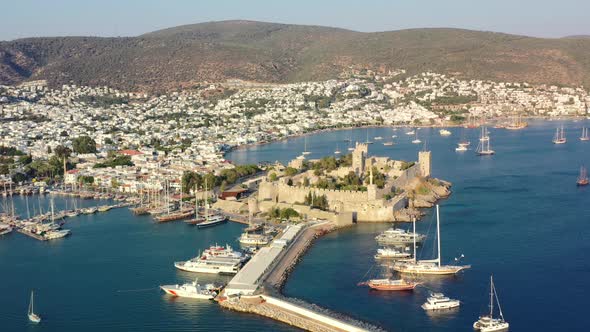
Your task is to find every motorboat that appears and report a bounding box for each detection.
[421,292,460,310]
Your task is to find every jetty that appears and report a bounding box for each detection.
[219,221,381,332]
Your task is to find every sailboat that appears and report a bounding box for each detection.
[412,131,422,144]
[28,290,41,323]
[364,129,373,144]
[473,276,509,332]
[505,114,527,130]
[185,184,206,225]
[334,144,341,155]
[393,205,471,275]
[476,127,495,155]
[552,126,566,144]
[580,127,589,141]
[197,180,227,229]
[577,166,589,186]
[302,136,311,155]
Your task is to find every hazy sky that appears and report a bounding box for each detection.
[2,0,589,40]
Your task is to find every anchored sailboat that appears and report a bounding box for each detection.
[577,166,589,186]
[302,136,311,155]
[580,127,589,141]
[393,205,471,275]
[473,276,509,332]
[28,290,41,323]
[552,126,566,144]
[476,127,495,155]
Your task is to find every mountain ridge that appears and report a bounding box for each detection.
[2,20,590,92]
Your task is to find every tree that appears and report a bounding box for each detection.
[72,136,97,154]
[182,171,202,193]
[104,137,114,145]
[0,164,8,175]
[54,145,72,159]
[18,154,32,165]
[269,172,278,182]
[284,167,298,176]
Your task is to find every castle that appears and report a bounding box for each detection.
[258,143,431,223]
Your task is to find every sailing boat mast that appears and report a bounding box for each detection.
[489,275,494,318]
[436,204,441,267]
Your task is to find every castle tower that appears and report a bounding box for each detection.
[352,142,368,176]
[367,166,377,200]
[418,151,431,177]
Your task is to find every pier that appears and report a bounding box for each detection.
[220,221,381,332]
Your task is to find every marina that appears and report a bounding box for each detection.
[2,120,590,331]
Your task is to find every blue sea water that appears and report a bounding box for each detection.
[2,119,589,331]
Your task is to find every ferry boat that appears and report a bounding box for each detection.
[476,127,495,155]
[174,255,243,274]
[374,247,412,260]
[577,166,589,186]
[375,228,425,245]
[439,129,452,136]
[360,278,420,291]
[28,290,41,323]
[473,276,509,332]
[580,127,589,141]
[160,278,218,300]
[394,205,471,275]
[552,126,566,144]
[174,245,247,274]
[422,293,461,310]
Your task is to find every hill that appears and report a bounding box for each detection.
[2,20,590,92]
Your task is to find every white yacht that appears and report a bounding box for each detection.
[44,229,71,240]
[473,276,509,332]
[375,228,425,245]
[197,214,227,228]
[439,129,452,136]
[421,292,461,310]
[0,223,13,236]
[455,143,469,152]
[239,232,272,246]
[160,278,218,300]
[28,290,41,323]
[374,247,411,260]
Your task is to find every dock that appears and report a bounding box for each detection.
[15,227,47,241]
[219,221,382,332]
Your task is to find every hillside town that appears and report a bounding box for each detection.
[1,69,589,192]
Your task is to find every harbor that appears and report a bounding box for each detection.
[1,121,590,331]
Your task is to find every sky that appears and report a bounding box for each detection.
[1,0,589,40]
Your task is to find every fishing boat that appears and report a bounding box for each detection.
[577,166,589,186]
[473,276,509,332]
[476,127,495,155]
[160,278,219,300]
[552,126,566,144]
[394,205,471,275]
[359,278,420,291]
[374,247,412,260]
[439,129,452,136]
[28,290,41,323]
[422,292,461,310]
[580,127,589,141]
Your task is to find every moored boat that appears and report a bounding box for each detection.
[359,278,420,291]
[577,166,589,186]
[421,292,460,310]
[160,278,218,300]
[473,276,509,332]
[552,126,566,144]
